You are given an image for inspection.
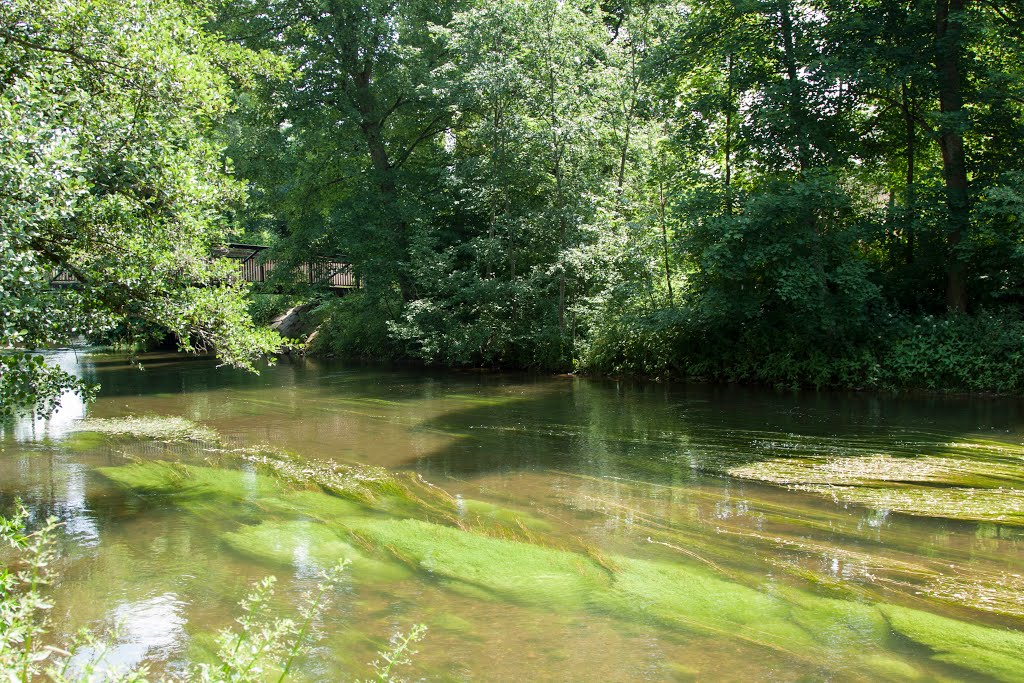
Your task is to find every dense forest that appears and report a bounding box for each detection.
[5,0,1024,412]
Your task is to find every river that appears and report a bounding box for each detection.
[2,349,1023,681]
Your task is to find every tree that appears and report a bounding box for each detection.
[385,0,627,368]
[218,0,462,302]
[0,0,282,417]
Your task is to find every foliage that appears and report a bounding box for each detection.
[580,305,1024,392]
[0,355,92,419]
[6,0,1024,409]
[188,563,348,683]
[247,295,302,328]
[307,294,405,362]
[0,0,282,417]
[365,624,427,683]
[883,310,1024,392]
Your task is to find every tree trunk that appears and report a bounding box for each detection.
[617,44,639,192]
[902,80,916,264]
[351,65,415,302]
[936,0,969,312]
[779,0,809,171]
[724,53,734,214]
[659,173,674,307]
[543,12,567,333]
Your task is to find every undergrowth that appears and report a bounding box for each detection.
[579,308,1024,392]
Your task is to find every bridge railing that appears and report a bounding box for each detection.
[216,243,357,289]
[48,268,78,286]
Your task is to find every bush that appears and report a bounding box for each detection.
[247,294,304,327]
[882,310,1024,392]
[580,306,1024,393]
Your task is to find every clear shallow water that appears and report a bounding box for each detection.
[2,350,1024,681]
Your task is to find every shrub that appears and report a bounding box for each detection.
[307,292,405,362]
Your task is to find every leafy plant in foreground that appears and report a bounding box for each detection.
[0,504,425,682]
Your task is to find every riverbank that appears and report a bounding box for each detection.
[255,293,1024,396]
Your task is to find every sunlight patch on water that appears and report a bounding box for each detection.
[69,593,187,676]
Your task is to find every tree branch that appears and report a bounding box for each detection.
[0,32,126,74]
[392,113,448,169]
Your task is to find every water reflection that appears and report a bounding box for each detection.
[60,463,99,545]
[0,348,87,442]
[69,593,187,675]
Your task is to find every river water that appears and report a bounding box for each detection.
[2,350,1023,681]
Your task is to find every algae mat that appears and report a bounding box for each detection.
[730,452,1024,526]
[97,459,1024,682]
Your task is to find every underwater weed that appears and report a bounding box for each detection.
[730,455,1024,525]
[881,605,1024,682]
[71,416,218,443]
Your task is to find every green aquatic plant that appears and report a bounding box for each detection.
[344,517,612,610]
[347,514,1024,680]
[234,450,422,507]
[97,455,454,526]
[925,572,1024,619]
[59,430,108,453]
[70,416,219,443]
[731,453,1024,489]
[93,455,1024,681]
[562,469,1024,625]
[459,499,553,533]
[881,605,1024,682]
[607,556,892,661]
[220,521,412,583]
[805,485,1024,525]
[98,454,546,541]
[96,461,282,506]
[220,521,362,568]
[730,454,1024,525]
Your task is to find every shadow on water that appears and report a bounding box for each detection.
[408,375,1024,485]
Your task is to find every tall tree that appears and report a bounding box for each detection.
[384,0,625,368]
[935,0,970,311]
[218,0,461,302]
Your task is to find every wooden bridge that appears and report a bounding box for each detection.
[49,243,357,290]
[215,244,357,289]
